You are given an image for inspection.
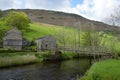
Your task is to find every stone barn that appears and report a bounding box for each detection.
[3,27,23,50]
[35,36,57,51]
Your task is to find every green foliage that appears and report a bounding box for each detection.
[80,59,120,80]
[102,34,120,55]
[81,30,93,46]
[81,30,101,47]
[5,11,30,31]
[61,52,79,59]
[54,27,72,46]
[0,20,10,41]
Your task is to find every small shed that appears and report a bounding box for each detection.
[3,27,23,50]
[35,36,57,51]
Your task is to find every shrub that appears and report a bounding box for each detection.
[61,52,79,60]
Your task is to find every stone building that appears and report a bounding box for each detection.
[3,27,23,50]
[35,36,57,51]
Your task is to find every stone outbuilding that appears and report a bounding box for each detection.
[3,27,23,50]
[35,36,57,51]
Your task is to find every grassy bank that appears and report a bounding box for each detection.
[0,55,37,67]
[0,51,81,68]
[0,51,55,68]
[80,59,120,80]
[0,52,43,68]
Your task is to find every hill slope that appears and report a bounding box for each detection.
[24,23,75,40]
[3,9,120,33]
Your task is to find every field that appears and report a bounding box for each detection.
[80,59,120,80]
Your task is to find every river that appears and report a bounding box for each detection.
[0,59,91,80]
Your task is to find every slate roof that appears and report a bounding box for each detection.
[6,27,22,35]
[4,27,22,40]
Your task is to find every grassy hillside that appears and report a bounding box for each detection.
[23,23,75,40]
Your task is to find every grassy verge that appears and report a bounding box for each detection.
[79,59,120,80]
[0,52,45,68]
[0,55,37,67]
[0,51,83,68]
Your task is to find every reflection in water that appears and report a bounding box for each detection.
[0,59,90,80]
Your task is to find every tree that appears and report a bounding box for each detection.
[112,5,120,26]
[104,5,120,26]
[5,11,30,31]
[81,23,102,61]
[54,28,69,48]
[74,22,81,47]
[0,20,10,42]
[104,5,120,58]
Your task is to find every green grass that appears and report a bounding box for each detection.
[23,23,75,40]
[0,51,58,67]
[80,59,120,80]
[0,52,44,67]
[24,23,56,40]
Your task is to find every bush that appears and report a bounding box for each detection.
[61,52,79,60]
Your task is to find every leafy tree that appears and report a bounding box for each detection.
[81,23,102,61]
[81,29,93,46]
[0,20,10,42]
[54,28,69,47]
[5,11,30,31]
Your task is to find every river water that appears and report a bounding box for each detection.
[0,59,90,80]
